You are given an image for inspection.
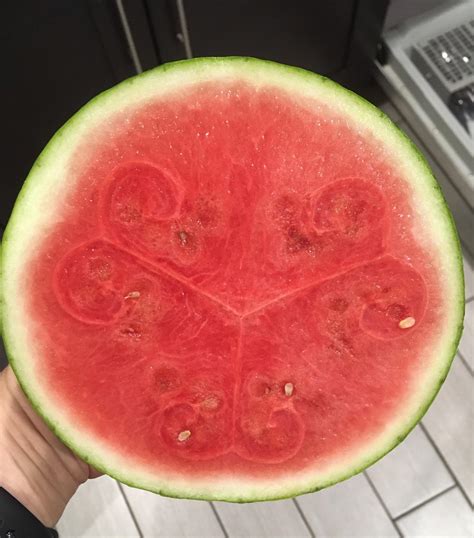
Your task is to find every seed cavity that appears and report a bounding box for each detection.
[124,291,140,299]
[399,317,416,329]
[177,430,191,442]
[284,382,294,397]
[119,324,142,339]
[287,226,313,254]
[201,395,220,410]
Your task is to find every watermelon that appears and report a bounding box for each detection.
[0,57,464,501]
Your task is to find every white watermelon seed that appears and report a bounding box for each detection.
[284,382,294,397]
[178,231,189,246]
[124,291,140,299]
[178,430,191,442]
[399,317,416,329]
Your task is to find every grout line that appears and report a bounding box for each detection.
[461,240,474,261]
[458,353,473,375]
[117,483,144,538]
[393,520,404,537]
[293,498,316,538]
[209,502,230,538]
[363,472,402,537]
[394,484,457,522]
[419,422,473,507]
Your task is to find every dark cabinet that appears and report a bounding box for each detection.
[158,0,355,74]
[0,1,137,227]
[145,0,388,85]
[0,0,388,229]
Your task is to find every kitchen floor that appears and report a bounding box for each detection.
[6,94,474,538]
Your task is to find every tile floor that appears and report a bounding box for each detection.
[5,96,474,538]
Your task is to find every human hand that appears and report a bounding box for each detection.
[0,366,101,527]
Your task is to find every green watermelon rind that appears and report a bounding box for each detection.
[0,57,464,502]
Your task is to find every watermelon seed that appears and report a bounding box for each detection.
[124,291,140,299]
[178,430,191,442]
[399,317,416,329]
[177,230,189,246]
[284,382,294,397]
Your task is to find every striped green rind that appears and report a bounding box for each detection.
[0,57,464,501]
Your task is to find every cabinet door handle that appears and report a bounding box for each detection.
[175,0,192,58]
[115,0,143,73]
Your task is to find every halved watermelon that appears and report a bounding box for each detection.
[0,57,464,501]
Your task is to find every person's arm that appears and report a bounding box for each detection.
[0,366,99,528]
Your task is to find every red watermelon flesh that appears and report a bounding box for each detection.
[3,61,463,499]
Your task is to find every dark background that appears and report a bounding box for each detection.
[0,0,389,228]
[0,0,390,369]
